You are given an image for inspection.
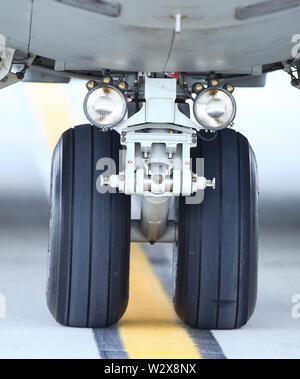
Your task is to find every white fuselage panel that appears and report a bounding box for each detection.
[0,0,299,72]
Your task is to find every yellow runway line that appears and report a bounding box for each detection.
[119,244,201,359]
[22,83,78,151]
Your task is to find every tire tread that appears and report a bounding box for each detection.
[47,125,131,328]
[175,129,258,330]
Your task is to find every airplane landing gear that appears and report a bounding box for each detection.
[47,74,258,330]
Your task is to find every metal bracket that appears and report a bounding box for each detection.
[102,125,215,197]
[120,126,197,196]
[103,77,215,197]
[0,47,36,90]
[0,47,15,81]
[115,77,201,132]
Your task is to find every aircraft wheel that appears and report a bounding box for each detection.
[47,125,131,328]
[174,129,258,329]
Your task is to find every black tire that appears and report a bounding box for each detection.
[47,125,131,328]
[174,129,258,329]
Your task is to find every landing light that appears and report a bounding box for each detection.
[83,85,127,129]
[193,87,236,130]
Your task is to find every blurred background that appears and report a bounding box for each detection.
[0,70,299,358]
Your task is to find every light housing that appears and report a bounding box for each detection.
[193,87,236,130]
[83,84,127,129]
[192,82,205,95]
